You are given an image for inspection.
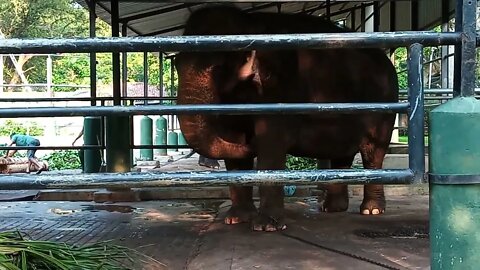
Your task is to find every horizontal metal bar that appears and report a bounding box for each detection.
[0,84,90,88]
[131,145,191,149]
[0,97,176,103]
[399,88,480,95]
[0,169,414,190]
[0,32,462,54]
[429,173,480,184]
[0,103,409,118]
[0,97,112,102]
[0,146,103,150]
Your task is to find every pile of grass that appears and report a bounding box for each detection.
[0,231,162,270]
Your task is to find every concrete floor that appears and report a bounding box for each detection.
[0,195,429,270]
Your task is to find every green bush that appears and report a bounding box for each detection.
[43,150,81,170]
[286,155,317,170]
[0,120,44,136]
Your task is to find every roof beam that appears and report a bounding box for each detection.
[119,3,202,23]
[95,0,142,35]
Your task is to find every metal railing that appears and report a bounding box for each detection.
[0,30,437,188]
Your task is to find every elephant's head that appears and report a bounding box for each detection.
[175,6,260,159]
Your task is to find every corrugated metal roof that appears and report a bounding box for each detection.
[75,1,381,37]
[76,1,454,37]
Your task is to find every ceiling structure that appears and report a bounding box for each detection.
[76,0,456,38]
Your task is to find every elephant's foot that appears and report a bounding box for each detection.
[320,184,349,212]
[360,184,386,215]
[198,156,221,169]
[252,208,287,232]
[360,199,386,215]
[224,204,257,225]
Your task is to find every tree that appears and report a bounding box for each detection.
[0,0,91,88]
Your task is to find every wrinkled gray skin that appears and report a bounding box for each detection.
[175,6,398,232]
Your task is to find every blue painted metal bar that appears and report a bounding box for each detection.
[0,32,462,54]
[407,43,426,183]
[459,0,477,97]
[0,103,409,118]
[0,169,414,190]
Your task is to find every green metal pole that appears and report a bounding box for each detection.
[429,97,480,269]
[430,1,478,269]
[105,116,131,173]
[83,117,102,173]
[178,132,187,147]
[140,116,153,160]
[155,116,168,156]
[167,131,178,152]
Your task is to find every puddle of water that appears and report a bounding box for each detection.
[49,204,140,215]
[82,204,138,213]
[49,208,82,215]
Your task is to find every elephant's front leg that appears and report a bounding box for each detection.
[253,186,286,231]
[252,117,288,232]
[224,158,257,225]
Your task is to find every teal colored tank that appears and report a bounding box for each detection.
[140,116,153,161]
[155,116,168,156]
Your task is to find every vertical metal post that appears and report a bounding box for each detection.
[121,24,128,104]
[326,0,331,20]
[459,0,476,97]
[106,0,131,173]
[170,57,175,99]
[159,52,163,100]
[143,51,148,105]
[170,57,175,130]
[86,0,100,172]
[389,2,396,56]
[111,0,120,106]
[88,0,96,106]
[390,1,396,32]
[453,0,464,97]
[84,117,102,173]
[441,0,450,89]
[373,2,380,32]
[360,4,366,32]
[411,0,419,30]
[140,51,153,160]
[46,55,53,97]
[407,43,425,183]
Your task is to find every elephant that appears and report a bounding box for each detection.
[175,6,398,232]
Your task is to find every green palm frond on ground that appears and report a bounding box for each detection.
[0,231,164,270]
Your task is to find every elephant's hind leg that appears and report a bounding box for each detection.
[224,158,257,225]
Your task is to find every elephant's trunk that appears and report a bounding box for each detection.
[177,62,253,160]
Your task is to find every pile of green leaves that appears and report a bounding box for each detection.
[43,150,81,170]
[286,155,317,170]
[0,231,161,270]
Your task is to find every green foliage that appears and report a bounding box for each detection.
[393,47,408,90]
[0,0,179,93]
[286,155,317,170]
[0,120,44,136]
[43,150,81,170]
